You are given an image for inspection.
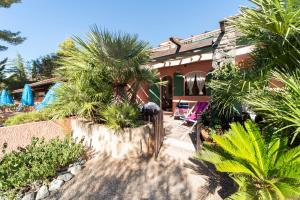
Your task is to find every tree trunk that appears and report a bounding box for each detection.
[112,84,128,104]
[129,81,140,104]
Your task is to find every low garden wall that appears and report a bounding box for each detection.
[0,120,69,157]
[71,119,154,159]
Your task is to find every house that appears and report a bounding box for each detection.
[11,78,57,104]
[11,17,253,111]
[137,17,253,112]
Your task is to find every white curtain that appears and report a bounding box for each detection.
[185,73,195,95]
[195,72,206,95]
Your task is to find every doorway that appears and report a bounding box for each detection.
[161,76,172,111]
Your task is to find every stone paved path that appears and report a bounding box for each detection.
[48,114,233,200]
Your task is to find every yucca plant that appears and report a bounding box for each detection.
[197,120,300,199]
[207,62,268,121]
[53,26,159,121]
[234,0,300,73]
[208,0,300,130]
[102,102,139,132]
[59,26,158,104]
[246,70,300,143]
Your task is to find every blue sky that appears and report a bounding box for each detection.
[0,0,251,62]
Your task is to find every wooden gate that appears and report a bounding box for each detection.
[152,110,164,158]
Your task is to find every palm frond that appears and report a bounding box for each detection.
[197,120,300,199]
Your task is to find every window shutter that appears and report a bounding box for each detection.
[149,84,160,105]
[174,73,184,96]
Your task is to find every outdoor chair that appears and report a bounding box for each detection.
[173,101,190,119]
[176,101,209,133]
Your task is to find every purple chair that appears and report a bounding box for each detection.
[177,101,209,132]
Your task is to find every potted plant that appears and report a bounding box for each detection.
[199,109,223,142]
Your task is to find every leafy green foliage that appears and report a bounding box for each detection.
[207,63,266,118]
[30,54,59,81]
[208,63,245,117]
[197,120,300,199]
[0,137,84,196]
[0,0,20,8]
[4,109,53,126]
[234,0,300,73]
[0,30,25,52]
[247,70,300,143]
[57,26,157,103]
[5,54,28,90]
[0,0,24,90]
[0,0,25,52]
[56,37,77,58]
[52,26,158,121]
[102,102,139,131]
[209,0,300,139]
[48,80,112,121]
[0,58,7,90]
[0,104,17,112]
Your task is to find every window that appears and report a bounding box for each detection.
[184,71,206,96]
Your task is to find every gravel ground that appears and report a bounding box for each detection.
[47,114,234,200]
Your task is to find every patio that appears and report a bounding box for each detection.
[47,114,234,200]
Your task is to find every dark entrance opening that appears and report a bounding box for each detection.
[161,76,172,111]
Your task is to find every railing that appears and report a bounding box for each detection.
[152,110,164,158]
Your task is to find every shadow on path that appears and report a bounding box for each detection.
[49,154,192,200]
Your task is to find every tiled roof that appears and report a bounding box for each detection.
[150,29,220,61]
[12,78,57,94]
[150,38,214,60]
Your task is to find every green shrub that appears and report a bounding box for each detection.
[4,109,53,126]
[0,137,84,197]
[247,70,300,143]
[102,102,139,132]
[197,120,300,199]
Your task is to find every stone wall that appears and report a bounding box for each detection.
[71,119,153,159]
[212,20,238,68]
[0,120,69,157]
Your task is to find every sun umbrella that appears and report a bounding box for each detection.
[0,89,14,105]
[36,82,61,111]
[21,84,34,106]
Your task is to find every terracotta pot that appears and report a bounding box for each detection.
[200,128,213,142]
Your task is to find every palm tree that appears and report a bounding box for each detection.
[72,26,158,103]
[54,26,159,121]
[234,0,300,73]
[207,0,300,127]
[207,63,266,119]
[246,69,300,143]
[5,53,28,90]
[197,120,300,199]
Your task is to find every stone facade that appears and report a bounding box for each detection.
[212,21,238,68]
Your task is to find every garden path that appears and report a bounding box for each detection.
[48,114,233,200]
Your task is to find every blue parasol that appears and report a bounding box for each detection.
[36,82,61,111]
[0,89,14,105]
[21,84,34,106]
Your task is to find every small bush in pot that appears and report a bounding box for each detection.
[200,109,223,142]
